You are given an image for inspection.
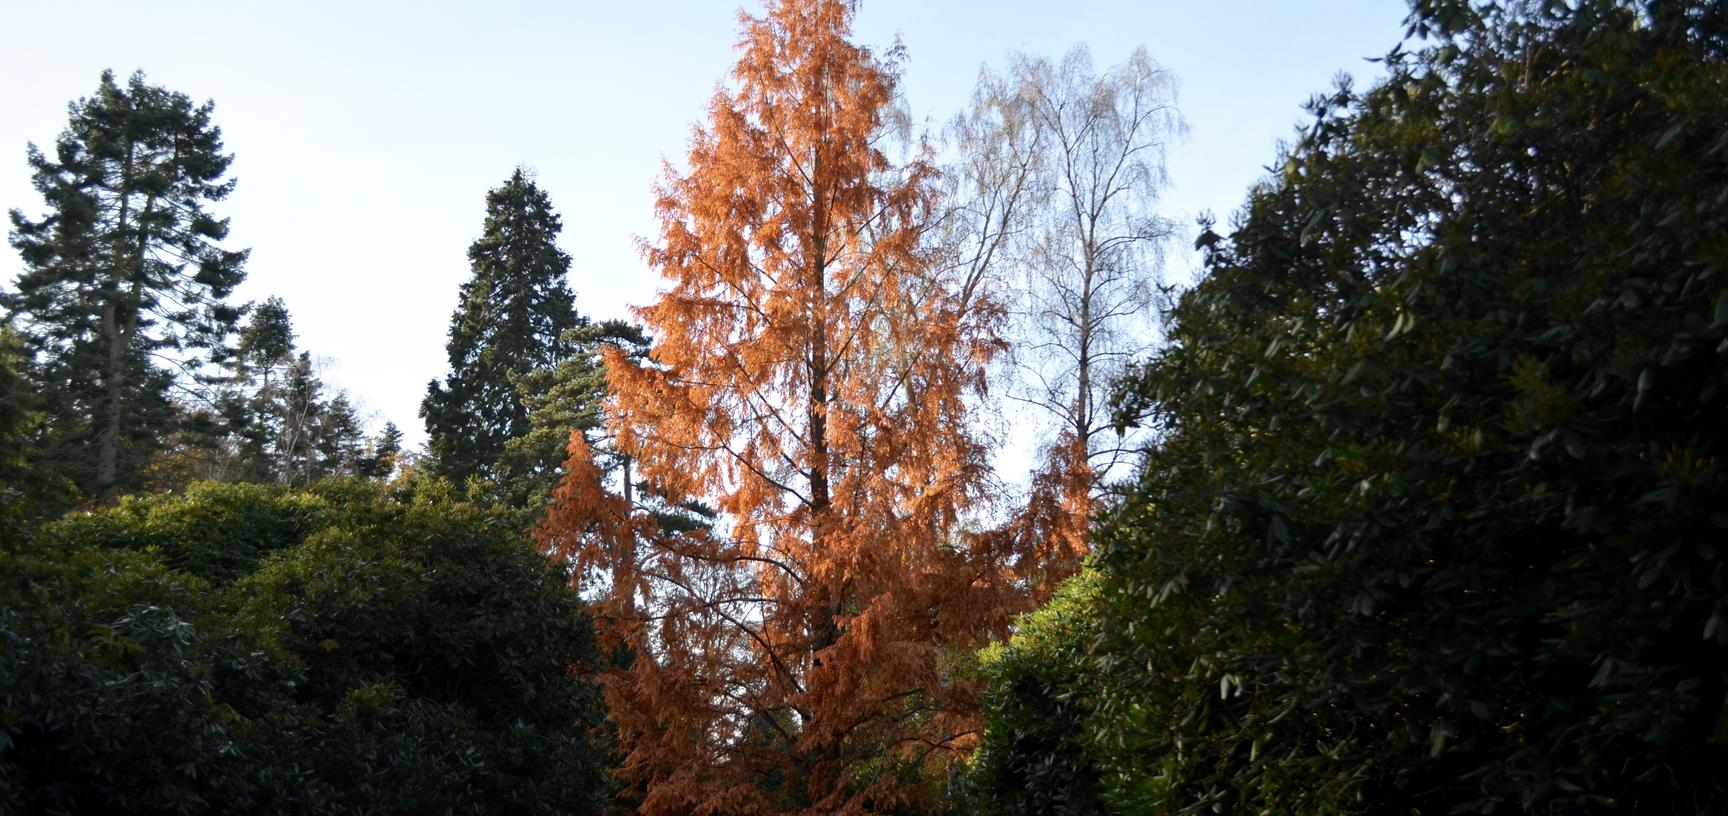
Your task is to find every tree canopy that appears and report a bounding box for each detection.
[538,1,1060,811]
[8,2,1728,814]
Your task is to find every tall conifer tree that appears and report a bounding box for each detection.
[422,169,582,487]
[6,70,247,500]
[538,2,1039,809]
[358,420,404,481]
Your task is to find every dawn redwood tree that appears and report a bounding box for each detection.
[423,168,583,488]
[538,1,1039,811]
[6,70,248,500]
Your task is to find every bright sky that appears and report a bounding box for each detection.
[1,0,1412,449]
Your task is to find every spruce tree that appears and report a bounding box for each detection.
[223,297,297,481]
[314,394,363,478]
[6,70,247,500]
[422,169,582,488]
[278,351,326,486]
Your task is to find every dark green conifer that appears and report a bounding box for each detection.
[315,394,363,479]
[422,169,582,488]
[497,319,651,510]
[5,70,247,500]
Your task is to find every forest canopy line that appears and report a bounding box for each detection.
[3,0,1726,814]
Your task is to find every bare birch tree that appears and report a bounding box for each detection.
[958,45,1185,496]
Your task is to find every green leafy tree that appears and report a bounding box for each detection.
[422,169,583,489]
[236,486,608,813]
[0,543,304,814]
[6,70,247,500]
[1034,1,1728,812]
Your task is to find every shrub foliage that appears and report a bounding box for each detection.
[1,481,608,815]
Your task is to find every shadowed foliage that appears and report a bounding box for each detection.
[1,481,609,815]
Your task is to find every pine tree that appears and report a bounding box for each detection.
[5,70,247,500]
[422,169,583,488]
[496,319,649,511]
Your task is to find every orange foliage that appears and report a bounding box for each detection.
[537,2,1084,812]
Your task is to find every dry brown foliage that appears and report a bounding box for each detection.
[538,2,1087,812]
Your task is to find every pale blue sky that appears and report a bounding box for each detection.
[1,0,1412,447]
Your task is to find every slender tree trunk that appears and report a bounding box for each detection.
[621,453,637,617]
[96,297,123,499]
[808,223,838,655]
[96,146,138,501]
[1075,251,1095,454]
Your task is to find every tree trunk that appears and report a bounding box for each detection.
[808,221,838,656]
[96,297,123,500]
[95,147,137,501]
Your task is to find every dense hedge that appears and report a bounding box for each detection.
[0,481,608,815]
